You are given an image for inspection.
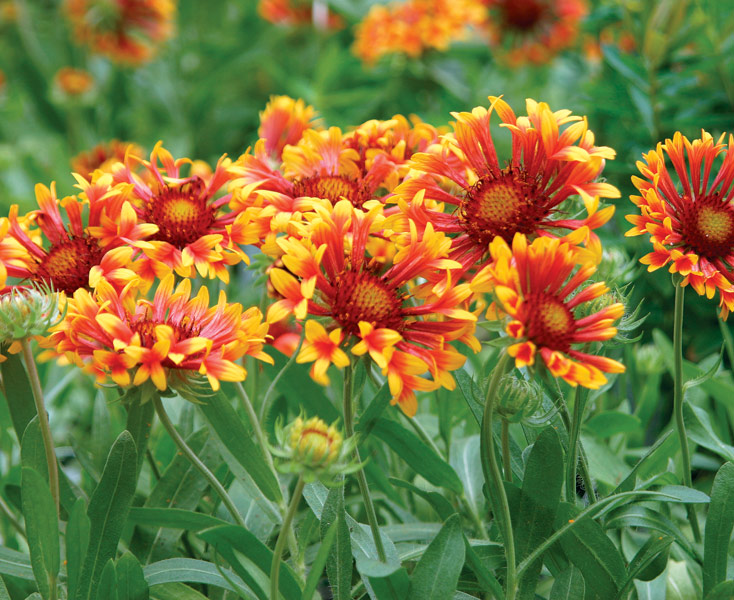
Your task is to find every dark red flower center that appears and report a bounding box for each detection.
[680,194,734,259]
[146,177,217,248]
[34,237,105,294]
[330,269,403,335]
[497,0,547,31]
[524,292,574,351]
[293,175,370,208]
[460,167,550,246]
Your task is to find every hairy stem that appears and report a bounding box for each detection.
[153,396,245,527]
[21,339,59,517]
[270,476,305,600]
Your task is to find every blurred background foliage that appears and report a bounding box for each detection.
[2,0,734,373]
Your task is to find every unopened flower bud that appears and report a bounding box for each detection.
[0,285,62,343]
[496,375,542,422]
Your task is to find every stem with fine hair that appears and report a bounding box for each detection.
[270,476,305,600]
[344,362,387,562]
[21,338,59,517]
[153,396,245,527]
[259,327,306,422]
[480,351,516,600]
[501,419,512,482]
[672,280,702,542]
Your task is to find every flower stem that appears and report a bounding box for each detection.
[153,396,245,527]
[21,339,59,517]
[235,381,278,478]
[672,280,702,543]
[270,475,305,600]
[501,419,512,482]
[480,351,516,600]
[566,386,584,503]
[344,363,387,562]
[259,327,306,422]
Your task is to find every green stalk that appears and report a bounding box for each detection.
[259,327,306,422]
[21,339,59,518]
[501,419,512,482]
[566,387,584,503]
[672,280,702,542]
[270,476,305,600]
[344,362,387,562]
[480,352,516,600]
[153,396,246,528]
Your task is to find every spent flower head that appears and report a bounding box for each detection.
[272,415,360,484]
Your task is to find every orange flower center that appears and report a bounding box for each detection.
[524,292,574,350]
[331,270,403,335]
[498,0,547,31]
[460,168,550,246]
[131,316,202,359]
[681,195,734,259]
[34,237,105,294]
[293,175,369,208]
[147,178,217,248]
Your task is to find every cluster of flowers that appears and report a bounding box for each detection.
[1,93,637,416]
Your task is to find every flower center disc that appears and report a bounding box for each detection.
[460,169,549,246]
[131,316,201,354]
[147,178,217,248]
[525,292,574,350]
[35,237,105,294]
[498,0,547,31]
[681,195,734,259]
[293,175,369,208]
[331,270,403,335]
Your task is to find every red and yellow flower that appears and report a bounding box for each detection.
[65,0,176,65]
[258,0,343,29]
[72,140,145,180]
[259,95,320,162]
[5,174,154,295]
[353,0,485,65]
[267,199,478,416]
[391,97,619,279]
[113,142,253,286]
[627,131,734,317]
[480,0,587,65]
[473,233,624,388]
[229,126,399,256]
[46,274,271,392]
[54,67,94,96]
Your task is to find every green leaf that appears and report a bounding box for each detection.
[143,558,250,594]
[96,560,117,600]
[454,368,484,425]
[0,577,9,600]
[549,567,585,600]
[366,568,411,600]
[605,506,694,559]
[584,411,641,438]
[623,535,673,589]
[355,382,391,438]
[706,581,734,600]
[76,430,138,600]
[683,345,724,393]
[613,431,675,494]
[0,353,37,441]
[128,507,225,532]
[197,524,302,600]
[407,514,465,600]
[198,392,282,503]
[685,403,734,462]
[0,547,34,580]
[449,436,484,519]
[666,560,699,600]
[302,519,338,600]
[515,427,563,600]
[389,478,454,520]
[66,498,90,600]
[703,462,734,596]
[149,583,208,600]
[124,397,155,480]
[320,486,352,600]
[553,503,626,598]
[21,467,59,600]
[656,485,710,504]
[116,552,149,600]
[371,418,463,494]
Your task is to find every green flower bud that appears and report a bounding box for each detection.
[0,285,62,343]
[496,375,543,423]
